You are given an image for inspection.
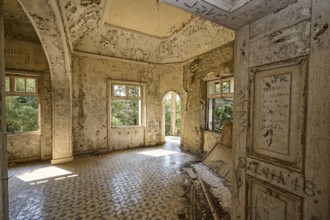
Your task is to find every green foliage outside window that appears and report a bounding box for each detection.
[165,95,181,136]
[165,99,171,135]
[214,103,233,132]
[111,99,140,126]
[111,83,141,126]
[176,101,181,135]
[6,96,39,132]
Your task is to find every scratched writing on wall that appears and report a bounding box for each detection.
[246,159,317,197]
[161,0,228,24]
[260,73,291,152]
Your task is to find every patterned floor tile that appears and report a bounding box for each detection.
[9,137,196,219]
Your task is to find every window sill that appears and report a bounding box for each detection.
[204,130,222,135]
[7,131,41,136]
[111,125,143,129]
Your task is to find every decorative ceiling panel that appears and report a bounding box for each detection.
[103,0,194,38]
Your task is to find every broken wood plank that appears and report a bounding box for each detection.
[185,168,197,180]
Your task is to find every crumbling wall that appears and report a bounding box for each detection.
[72,55,182,153]
[74,17,234,64]
[60,0,104,47]
[181,42,234,152]
[159,18,234,63]
[5,37,48,71]
[232,0,330,219]
[75,26,161,63]
[4,35,51,162]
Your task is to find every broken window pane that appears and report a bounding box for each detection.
[129,86,140,97]
[113,85,126,97]
[15,77,25,92]
[26,78,37,93]
[5,77,10,92]
[112,99,140,126]
[6,96,39,132]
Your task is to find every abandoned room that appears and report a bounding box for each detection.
[0,0,329,219]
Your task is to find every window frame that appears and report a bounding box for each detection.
[5,73,41,133]
[6,74,39,96]
[110,82,143,127]
[206,76,234,132]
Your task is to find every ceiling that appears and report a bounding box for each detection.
[2,0,234,64]
[3,0,25,15]
[103,0,194,38]
[197,0,249,13]
[160,0,298,29]
[3,0,298,63]
[3,0,40,42]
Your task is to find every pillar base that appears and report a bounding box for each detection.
[51,156,73,165]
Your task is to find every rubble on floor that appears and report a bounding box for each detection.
[182,161,231,220]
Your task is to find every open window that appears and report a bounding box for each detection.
[111,83,142,126]
[206,77,234,132]
[5,74,39,133]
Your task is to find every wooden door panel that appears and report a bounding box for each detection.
[247,178,302,220]
[248,58,307,170]
[245,58,307,219]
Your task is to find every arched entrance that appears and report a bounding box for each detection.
[161,91,181,144]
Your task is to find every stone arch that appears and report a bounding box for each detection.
[18,0,73,164]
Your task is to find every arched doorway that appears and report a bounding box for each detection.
[161,91,181,144]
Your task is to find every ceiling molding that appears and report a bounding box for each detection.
[102,16,199,40]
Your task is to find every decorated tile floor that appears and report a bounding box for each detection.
[8,137,198,220]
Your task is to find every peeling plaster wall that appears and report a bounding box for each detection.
[60,0,104,47]
[7,133,41,161]
[75,26,161,63]
[72,55,184,153]
[232,0,330,219]
[159,18,234,63]
[181,42,234,152]
[203,131,220,153]
[4,35,52,162]
[5,37,48,71]
[75,17,234,63]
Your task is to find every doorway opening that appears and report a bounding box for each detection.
[162,91,181,144]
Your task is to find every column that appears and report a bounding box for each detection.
[170,92,177,136]
[0,0,8,219]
